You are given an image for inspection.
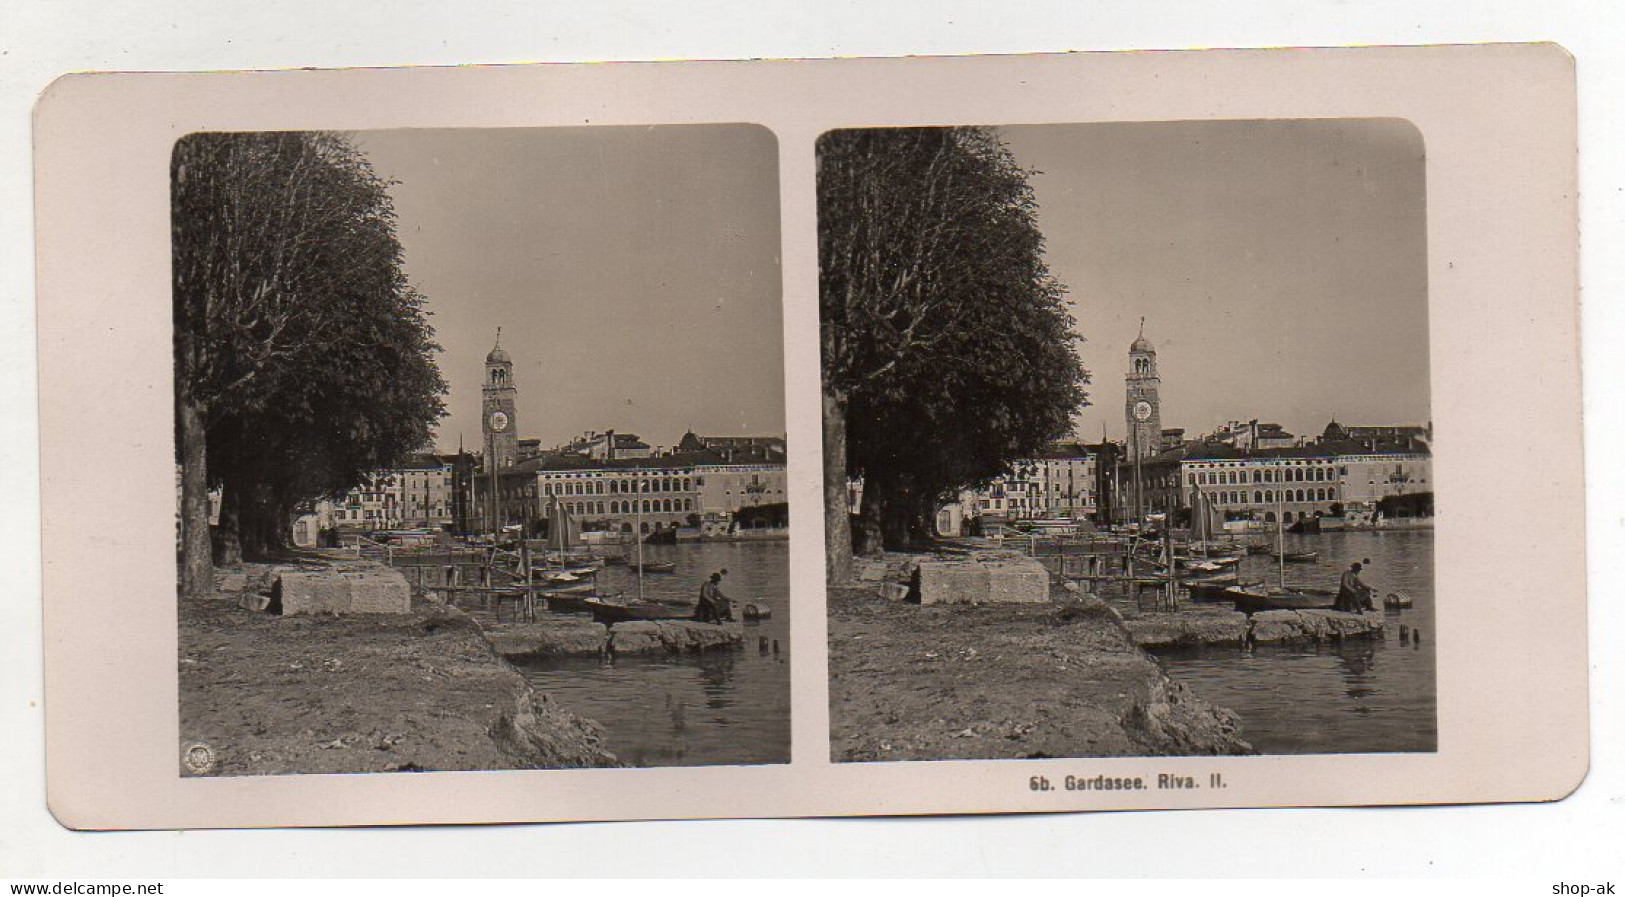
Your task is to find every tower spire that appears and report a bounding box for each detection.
[494,326,501,348]
[1138,316,1145,339]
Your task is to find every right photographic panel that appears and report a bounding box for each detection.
[819,120,1435,762]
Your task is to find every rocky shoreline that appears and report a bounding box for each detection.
[828,576,1253,762]
[178,560,621,776]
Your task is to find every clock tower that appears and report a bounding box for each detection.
[1125,320,1162,459]
[482,329,519,470]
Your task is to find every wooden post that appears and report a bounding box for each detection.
[519,538,533,621]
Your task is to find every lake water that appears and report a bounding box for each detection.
[513,540,790,767]
[1115,530,1436,755]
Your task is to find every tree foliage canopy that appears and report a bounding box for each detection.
[818,127,1088,549]
[173,131,446,564]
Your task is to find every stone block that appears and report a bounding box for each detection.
[273,568,411,616]
[216,573,248,593]
[344,570,411,614]
[1248,609,1384,645]
[1123,618,1186,650]
[918,557,1049,605]
[917,560,990,605]
[608,621,743,654]
[486,619,608,657]
[1123,610,1249,649]
[878,582,910,602]
[857,562,889,582]
[1247,610,1304,645]
[276,572,348,615]
[984,560,1050,604]
[238,590,272,613]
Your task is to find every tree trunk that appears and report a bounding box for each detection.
[822,385,855,585]
[212,471,244,566]
[176,393,214,599]
[879,482,916,550]
[855,481,886,557]
[238,484,287,559]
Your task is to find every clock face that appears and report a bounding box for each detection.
[489,410,510,432]
[1133,400,1153,422]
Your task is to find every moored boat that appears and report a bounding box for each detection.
[1226,584,1336,612]
[1182,569,1240,587]
[587,601,696,624]
[632,561,677,574]
[1272,550,1319,564]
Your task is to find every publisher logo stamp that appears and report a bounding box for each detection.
[182,742,216,774]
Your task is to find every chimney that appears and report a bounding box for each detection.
[606,429,615,461]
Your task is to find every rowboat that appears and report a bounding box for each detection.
[541,593,607,614]
[586,601,696,624]
[1181,555,1241,572]
[1187,581,1247,602]
[1225,584,1336,612]
[1272,550,1320,564]
[1182,569,1240,587]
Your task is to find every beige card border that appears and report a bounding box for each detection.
[35,44,1583,829]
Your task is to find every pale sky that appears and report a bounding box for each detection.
[1000,119,1430,443]
[355,126,784,455]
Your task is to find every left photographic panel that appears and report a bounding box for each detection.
[172,125,789,775]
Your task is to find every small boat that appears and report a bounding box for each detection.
[1227,584,1336,612]
[541,592,607,614]
[1181,555,1241,572]
[1182,569,1240,587]
[1272,550,1320,564]
[1383,592,1414,609]
[531,563,601,582]
[1245,542,1274,556]
[587,601,696,624]
[1187,581,1243,602]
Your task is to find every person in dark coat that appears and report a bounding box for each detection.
[695,573,721,622]
[696,571,735,623]
[1336,562,1372,613]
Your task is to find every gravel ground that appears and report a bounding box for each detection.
[178,561,619,776]
[828,582,1253,762]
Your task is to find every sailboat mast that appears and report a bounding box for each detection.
[1276,461,1287,590]
[635,466,645,603]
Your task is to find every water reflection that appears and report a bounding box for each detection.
[516,541,790,767]
[1146,531,1437,754]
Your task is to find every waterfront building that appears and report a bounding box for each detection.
[526,443,787,537]
[1114,442,1192,524]
[964,442,1101,522]
[329,454,458,531]
[1180,431,1432,526]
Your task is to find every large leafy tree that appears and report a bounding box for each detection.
[818,127,1087,580]
[173,131,445,597]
